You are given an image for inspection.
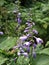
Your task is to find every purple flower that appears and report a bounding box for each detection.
[27,34,31,37]
[26,21,32,27]
[19,35,27,41]
[23,42,31,47]
[33,36,43,44]
[27,23,32,27]
[33,43,37,48]
[26,47,30,53]
[17,17,21,24]
[32,29,38,34]
[0,31,3,35]
[24,29,29,33]
[20,47,24,53]
[22,52,28,57]
[36,38,43,44]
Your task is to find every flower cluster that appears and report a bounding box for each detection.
[13,13,43,58]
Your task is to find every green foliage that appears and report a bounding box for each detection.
[19,0,33,7]
[17,56,29,65]
[0,54,8,65]
[0,37,16,50]
[46,41,49,47]
[0,0,49,65]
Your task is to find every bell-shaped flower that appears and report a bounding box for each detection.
[19,35,27,41]
[36,37,43,44]
[23,42,31,47]
[32,29,38,34]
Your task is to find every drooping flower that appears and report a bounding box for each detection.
[19,35,27,41]
[0,31,3,35]
[17,17,21,24]
[33,36,43,44]
[32,29,38,34]
[36,38,43,44]
[23,42,31,47]
[19,47,24,53]
[33,43,37,48]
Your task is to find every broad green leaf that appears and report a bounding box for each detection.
[38,48,49,55]
[36,54,49,65]
[0,37,16,50]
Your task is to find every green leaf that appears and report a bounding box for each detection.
[0,54,8,65]
[46,41,49,47]
[36,54,49,65]
[38,48,49,55]
[17,56,29,65]
[0,0,5,6]
[0,37,16,50]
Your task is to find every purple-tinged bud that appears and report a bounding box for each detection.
[0,31,3,35]
[27,47,30,53]
[17,17,21,24]
[33,43,37,48]
[32,29,38,34]
[33,52,36,58]
[19,35,27,41]
[32,47,36,58]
